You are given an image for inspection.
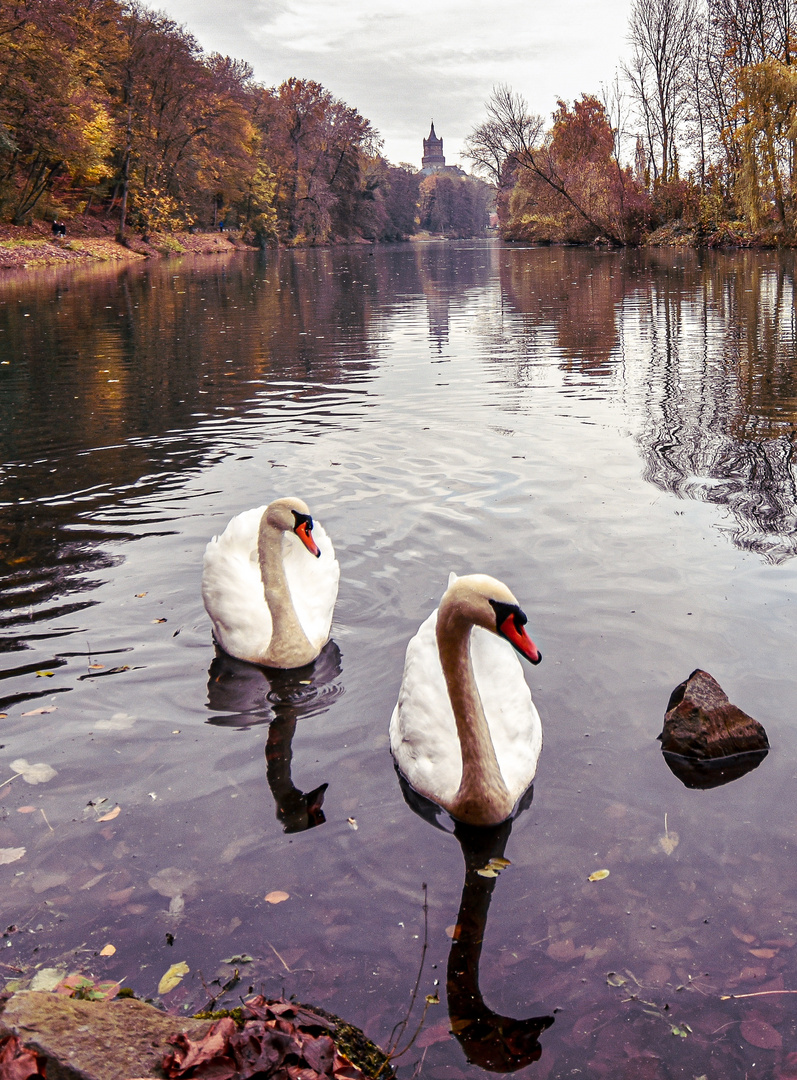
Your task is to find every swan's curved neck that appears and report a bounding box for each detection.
[436,606,512,826]
[258,516,315,667]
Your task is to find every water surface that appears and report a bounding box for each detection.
[2,241,797,1078]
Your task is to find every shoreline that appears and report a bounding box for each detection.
[0,219,253,273]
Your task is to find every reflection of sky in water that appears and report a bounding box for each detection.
[1,244,797,1075]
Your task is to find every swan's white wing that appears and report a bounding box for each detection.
[201,507,273,663]
[283,519,339,652]
[389,608,464,806]
[470,627,542,801]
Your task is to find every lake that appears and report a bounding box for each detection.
[2,240,797,1079]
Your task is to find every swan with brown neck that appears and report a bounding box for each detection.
[202,497,339,669]
[389,573,542,826]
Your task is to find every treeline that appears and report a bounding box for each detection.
[468,0,797,246]
[0,0,489,244]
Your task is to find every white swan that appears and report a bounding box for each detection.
[202,497,339,669]
[389,573,542,826]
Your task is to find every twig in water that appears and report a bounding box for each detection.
[721,989,797,1000]
[0,773,21,793]
[375,883,435,1078]
[39,808,53,832]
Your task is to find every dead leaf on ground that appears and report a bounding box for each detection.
[265,890,289,904]
[158,961,189,995]
[0,1033,46,1078]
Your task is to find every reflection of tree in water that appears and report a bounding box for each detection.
[633,253,797,562]
[497,248,626,381]
[413,242,497,357]
[205,642,343,833]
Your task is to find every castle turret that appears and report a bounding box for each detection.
[422,122,446,172]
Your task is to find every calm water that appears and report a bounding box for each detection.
[2,241,797,1078]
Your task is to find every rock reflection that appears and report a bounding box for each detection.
[205,642,343,832]
[398,776,554,1071]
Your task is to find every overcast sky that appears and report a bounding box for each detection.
[152,0,634,170]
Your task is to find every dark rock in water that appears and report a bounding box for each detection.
[658,669,769,788]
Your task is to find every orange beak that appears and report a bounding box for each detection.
[499,614,541,665]
[295,520,321,558]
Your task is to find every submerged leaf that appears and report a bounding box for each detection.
[10,759,56,785]
[606,972,627,987]
[158,961,189,995]
[658,831,680,855]
[265,890,289,904]
[741,1019,782,1050]
[0,848,25,865]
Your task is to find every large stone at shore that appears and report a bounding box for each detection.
[659,669,769,759]
[0,990,211,1080]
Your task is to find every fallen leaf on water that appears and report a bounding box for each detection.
[732,927,757,944]
[265,890,289,904]
[89,664,104,670]
[152,618,167,624]
[221,954,254,965]
[347,817,358,830]
[35,671,54,678]
[97,805,120,822]
[588,869,610,882]
[21,707,57,716]
[425,992,440,1004]
[671,1024,691,1037]
[445,924,460,939]
[135,592,147,597]
[476,867,498,878]
[0,848,25,865]
[99,944,116,957]
[488,856,511,869]
[158,961,189,995]
[741,1018,783,1050]
[10,760,57,784]
[0,713,6,719]
[658,830,680,855]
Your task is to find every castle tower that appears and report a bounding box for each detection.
[422,122,445,172]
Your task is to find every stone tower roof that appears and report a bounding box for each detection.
[422,121,445,171]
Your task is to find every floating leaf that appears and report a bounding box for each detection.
[35,671,54,678]
[0,848,25,865]
[347,817,358,830]
[158,961,189,995]
[476,867,498,878]
[671,1024,690,1037]
[97,805,120,822]
[741,1018,782,1050]
[135,593,148,598]
[487,857,511,869]
[99,944,116,957]
[221,954,254,964]
[445,924,459,940]
[152,618,167,624]
[265,890,289,904]
[658,830,680,855]
[588,869,610,882]
[425,992,440,1004]
[10,759,56,784]
[21,707,56,716]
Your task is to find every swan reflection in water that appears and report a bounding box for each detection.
[205,641,343,833]
[400,779,555,1072]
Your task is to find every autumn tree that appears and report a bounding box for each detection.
[623,0,699,183]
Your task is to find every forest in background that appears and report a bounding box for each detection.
[467,0,797,246]
[0,0,491,245]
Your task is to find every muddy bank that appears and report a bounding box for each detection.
[0,219,252,272]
